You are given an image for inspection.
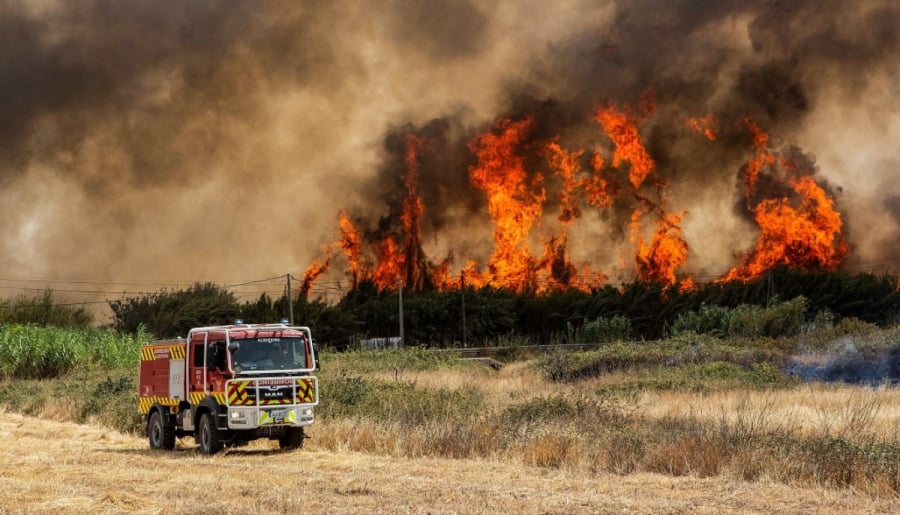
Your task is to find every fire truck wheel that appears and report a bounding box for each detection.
[148,411,175,450]
[279,427,305,450]
[198,412,223,455]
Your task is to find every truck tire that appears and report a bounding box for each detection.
[279,427,305,450]
[148,410,176,450]
[198,412,223,455]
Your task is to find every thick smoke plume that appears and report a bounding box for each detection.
[1,1,899,307]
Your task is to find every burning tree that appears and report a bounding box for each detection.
[302,95,849,297]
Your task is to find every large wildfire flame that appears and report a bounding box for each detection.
[303,99,848,295]
[720,118,848,281]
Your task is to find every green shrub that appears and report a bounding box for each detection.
[673,297,807,339]
[0,291,93,328]
[581,315,632,343]
[0,325,83,378]
[320,375,483,426]
[79,376,139,432]
[501,392,628,429]
[502,396,577,425]
[322,347,469,376]
[109,282,239,338]
[832,317,880,337]
[672,304,730,337]
[537,343,671,382]
[593,361,796,395]
[726,296,806,338]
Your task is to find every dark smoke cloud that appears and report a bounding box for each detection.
[1,0,898,315]
[351,1,900,278]
[382,0,488,60]
[1,1,258,183]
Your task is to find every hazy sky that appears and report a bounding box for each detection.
[1,0,898,315]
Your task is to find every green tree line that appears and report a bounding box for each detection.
[2,270,898,347]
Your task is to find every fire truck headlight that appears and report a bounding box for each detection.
[230,410,247,420]
[301,407,313,417]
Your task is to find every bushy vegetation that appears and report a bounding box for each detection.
[537,332,791,382]
[109,282,240,337]
[96,269,900,346]
[0,290,93,328]
[672,296,807,338]
[578,314,632,343]
[324,347,468,375]
[595,361,796,394]
[0,325,147,379]
[321,375,483,425]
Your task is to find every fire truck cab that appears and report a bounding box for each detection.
[139,323,319,454]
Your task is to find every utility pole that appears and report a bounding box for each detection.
[398,279,405,347]
[461,271,467,347]
[286,273,294,325]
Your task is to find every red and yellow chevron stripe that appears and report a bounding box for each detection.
[295,378,315,403]
[140,344,185,361]
[138,396,179,415]
[226,378,317,406]
[189,392,227,405]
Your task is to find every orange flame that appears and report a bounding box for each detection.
[401,134,428,290]
[722,120,848,281]
[372,237,403,289]
[337,211,366,288]
[583,151,617,209]
[597,101,690,287]
[743,116,776,205]
[546,140,582,224]
[594,103,655,188]
[468,116,545,292]
[304,103,848,296]
[687,115,718,141]
[635,210,689,285]
[300,259,329,298]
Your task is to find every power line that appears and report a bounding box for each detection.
[1,254,897,305]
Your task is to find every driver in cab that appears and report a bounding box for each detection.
[276,342,294,368]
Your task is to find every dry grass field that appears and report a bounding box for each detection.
[5,349,900,514]
[381,364,900,441]
[4,325,900,513]
[2,408,899,515]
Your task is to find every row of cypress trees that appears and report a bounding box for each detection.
[100,269,899,347]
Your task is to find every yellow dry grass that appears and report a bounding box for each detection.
[374,361,594,407]
[637,384,900,440]
[2,408,898,514]
[376,363,900,443]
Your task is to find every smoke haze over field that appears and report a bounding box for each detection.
[1,1,899,309]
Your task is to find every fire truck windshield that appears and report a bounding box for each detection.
[230,337,310,373]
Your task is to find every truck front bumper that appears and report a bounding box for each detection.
[226,405,315,429]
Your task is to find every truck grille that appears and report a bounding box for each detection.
[226,377,316,406]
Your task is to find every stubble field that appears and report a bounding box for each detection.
[2,408,899,514]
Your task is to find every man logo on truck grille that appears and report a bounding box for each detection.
[227,378,316,405]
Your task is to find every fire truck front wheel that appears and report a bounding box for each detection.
[148,411,175,451]
[279,427,305,450]
[197,412,224,455]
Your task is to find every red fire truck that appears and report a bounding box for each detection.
[139,323,319,454]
